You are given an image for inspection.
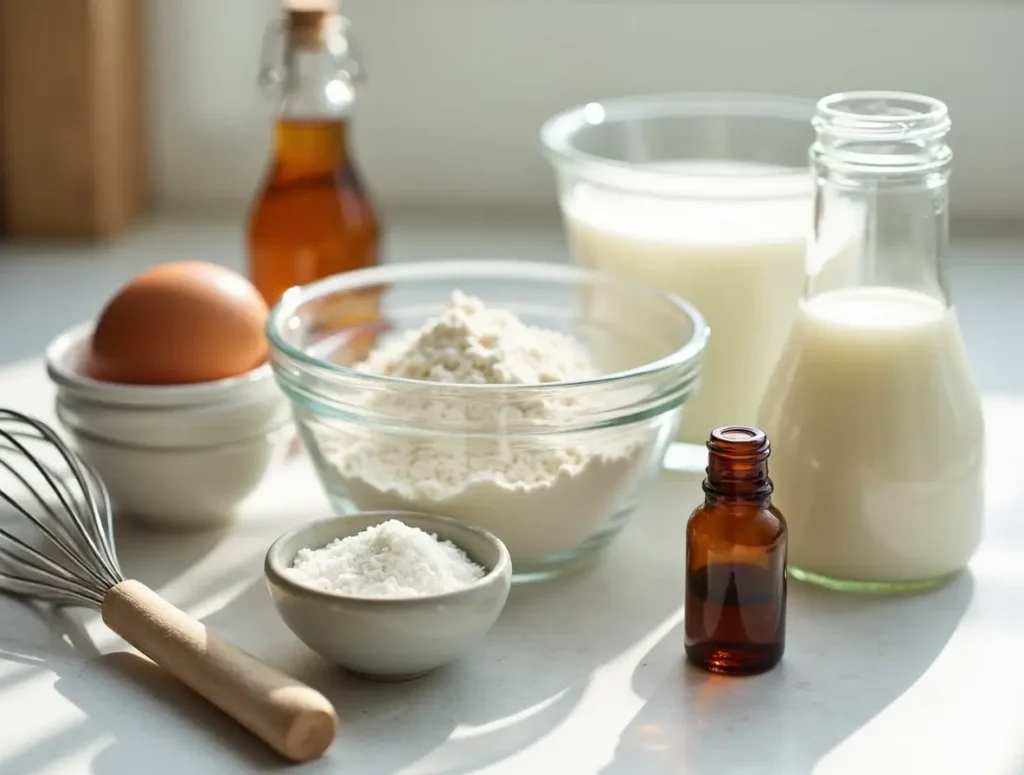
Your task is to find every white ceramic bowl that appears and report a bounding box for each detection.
[45,322,293,529]
[67,423,293,530]
[54,389,291,449]
[265,512,513,681]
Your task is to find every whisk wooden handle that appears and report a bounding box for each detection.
[101,580,336,762]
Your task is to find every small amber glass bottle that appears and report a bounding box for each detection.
[684,426,787,675]
[247,0,380,312]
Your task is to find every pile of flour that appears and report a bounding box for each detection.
[314,291,649,564]
[287,519,485,598]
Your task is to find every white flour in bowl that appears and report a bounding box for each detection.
[312,292,651,565]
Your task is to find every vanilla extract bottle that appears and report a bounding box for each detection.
[684,426,787,676]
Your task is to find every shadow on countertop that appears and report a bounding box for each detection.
[0,490,689,775]
[112,519,230,592]
[0,598,301,775]
[602,572,975,775]
[6,570,620,775]
[0,604,256,775]
[190,558,658,775]
[180,518,687,775]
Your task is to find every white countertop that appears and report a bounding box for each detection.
[1,213,1023,775]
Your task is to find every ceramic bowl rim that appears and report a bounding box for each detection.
[63,417,294,453]
[265,511,513,609]
[45,321,275,407]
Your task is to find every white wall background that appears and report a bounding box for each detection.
[149,0,1024,218]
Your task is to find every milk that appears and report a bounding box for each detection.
[758,287,984,585]
[562,162,812,444]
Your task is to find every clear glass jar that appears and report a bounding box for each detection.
[540,93,816,471]
[758,92,985,592]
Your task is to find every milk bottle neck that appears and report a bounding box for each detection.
[806,91,953,307]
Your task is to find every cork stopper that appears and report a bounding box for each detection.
[284,0,341,50]
[283,0,338,11]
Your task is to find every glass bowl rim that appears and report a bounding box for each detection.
[539,91,815,199]
[540,91,815,168]
[265,258,709,395]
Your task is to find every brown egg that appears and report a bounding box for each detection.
[88,262,269,385]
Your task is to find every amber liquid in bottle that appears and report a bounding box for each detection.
[248,119,380,308]
[684,426,787,675]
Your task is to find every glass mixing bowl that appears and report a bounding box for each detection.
[541,93,815,470]
[266,260,708,581]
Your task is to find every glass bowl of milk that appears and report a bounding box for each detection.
[541,93,816,468]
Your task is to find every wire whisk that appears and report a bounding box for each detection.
[0,411,123,607]
[0,409,335,762]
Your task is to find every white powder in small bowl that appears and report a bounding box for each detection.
[286,519,487,598]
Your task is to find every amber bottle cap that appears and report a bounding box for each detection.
[707,425,771,462]
[711,426,766,445]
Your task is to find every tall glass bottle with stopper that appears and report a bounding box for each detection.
[758,92,985,593]
[247,0,381,330]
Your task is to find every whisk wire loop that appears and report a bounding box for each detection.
[0,521,111,607]
[0,410,125,606]
[0,457,107,586]
[0,571,105,607]
[0,438,89,550]
[49,427,123,582]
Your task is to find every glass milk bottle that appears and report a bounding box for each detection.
[758,92,985,593]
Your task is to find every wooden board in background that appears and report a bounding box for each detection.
[0,0,148,241]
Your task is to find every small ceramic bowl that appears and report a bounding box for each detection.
[66,422,293,530]
[45,322,293,529]
[265,511,513,681]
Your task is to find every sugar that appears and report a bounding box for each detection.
[286,519,487,598]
